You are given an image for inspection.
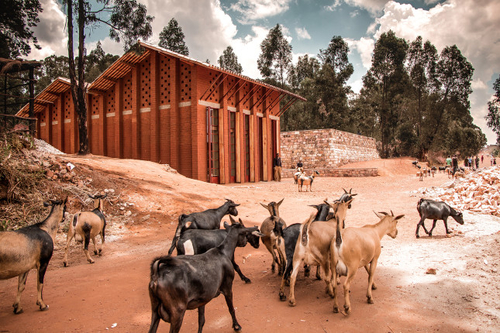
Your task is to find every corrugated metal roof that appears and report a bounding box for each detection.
[16,77,71,117]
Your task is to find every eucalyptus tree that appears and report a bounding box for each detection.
[317,35,354,131]
[0,0,42,58]
[158,18,189,56]
[64,0,153,154]
[35,55,70,93]
[361,30,409,157]
[485,75,500,144]
[257,24,292,86]
[85,41,120,82]
[217,46,242,74]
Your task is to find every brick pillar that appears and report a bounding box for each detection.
[99,93,106,156]
[150,51,160,162]
[170,59,180,171]
[114,79,123,158]
[131,67,141,159]
[219,76,227,184]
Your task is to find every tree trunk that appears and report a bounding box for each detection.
[77,0,88,154]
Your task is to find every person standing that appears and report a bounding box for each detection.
[475,156,480,169]
[452,155,458,175]
[446,156,452,169]
[273,153,282,182]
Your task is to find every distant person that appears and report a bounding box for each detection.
[475,156,480,169]
[296,159,303,172]
[494,158,497,166]
[481,155,484,164]
[273,153,282,182]
[446,156,452,168]
[468,156,473,169]
[452,155,458,175]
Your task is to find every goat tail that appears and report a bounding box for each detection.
[149,258,162,292]
[335,216,342,250]
[336,258,348,277]
[72,213,80,227]
[301,212,316,246]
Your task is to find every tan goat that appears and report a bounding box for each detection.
[298,171,319,192]
[63,194,107,266]
[331,211,404,314]
[260,199,286,275]
[286,199,352,307]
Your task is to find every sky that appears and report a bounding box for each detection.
[27,0,500,144]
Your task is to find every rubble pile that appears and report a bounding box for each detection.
[419,166,500,217]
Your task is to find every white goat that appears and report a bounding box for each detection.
[63,194,107,266]
[331,211,404,314]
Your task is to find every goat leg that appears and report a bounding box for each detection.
[13,271,29,314]
[365,259,378,304]
[197,306,206,333]
[443,218,451,234]
[428,219,438,237]
[232,260,251,284]
[36,262,50,311]
[222,289,241,332]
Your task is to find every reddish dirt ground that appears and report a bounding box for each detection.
[1,156,499,333]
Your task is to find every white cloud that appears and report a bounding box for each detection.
[344,0,390,14]
[370,0,500,143]
[325,0,342,11]
[346,37,375,70]
[230,0,292,24]
[295,27,311,40]
[28,0,67,60]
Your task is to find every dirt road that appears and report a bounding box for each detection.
[1,156,499,333]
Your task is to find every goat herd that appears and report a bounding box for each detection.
[0,186,466,332]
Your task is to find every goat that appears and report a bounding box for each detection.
[298,171,319,192]
[176,216,260,283]
[285,199,352,307]
[415,198,464,238]
[148,222,261,333]
[332,211,404,314]
[0,198,67,314]
[259,199,286,275]
[168,199,240,255]
[293,167,304,184]
[63,194,107,266]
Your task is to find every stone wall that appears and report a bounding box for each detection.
[280,128,379,174]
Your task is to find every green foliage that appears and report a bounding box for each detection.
[257,24,292,86]
[486,75,500,144]
[218,46,242,74]
[158,18,189,56]
[85,41,120,82]
[0,0,42,58]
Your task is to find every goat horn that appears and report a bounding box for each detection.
[343,188,348,193]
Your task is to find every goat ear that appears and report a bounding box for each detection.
[351,193,358,197]
[395,214,405,221]
[223,221,231,229]
[260,202,269,209]
[252,230,264,237]
[185,221,192,229]
[277,198,284,207]
[229,215,237,224]
[343,188,348,194]
[373,211,383,218]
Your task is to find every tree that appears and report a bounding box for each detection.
[0,0,42,58]
[64,0,153,154]
[35,55,70,93]
[361,30,409,157]
[257,24,292,86]
[85,41,120,82]
[317,36,354,131]
[158,18,189,56]
[217,46,242,74]
[486,75,500,144]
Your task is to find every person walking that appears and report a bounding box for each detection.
[273,153,282,182]
[452,155,458,176]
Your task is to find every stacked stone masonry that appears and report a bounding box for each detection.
[280,128,379,177]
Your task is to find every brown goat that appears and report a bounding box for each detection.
[0,198,67,314]
[286,199,352,307]
[63,194,107,266]
[332,211,404,314]
[260,199,286,275]
[298,171,319,192]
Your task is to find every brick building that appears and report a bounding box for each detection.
[18,42,305,184]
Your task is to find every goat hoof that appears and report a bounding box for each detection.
[94,250,98,255]
[40,304,49,311]
[88,259,95,264]
[233,324,242,332]
[344,306,351,314]
[372,284,377,290]
[279,293,286,301]
[63,261,68,267]
[367,298,374,304]
[416,235,420,238]
[13,304,23,314]
[333,306,339,313]
[244,279,251,284]
[288,300,296,307]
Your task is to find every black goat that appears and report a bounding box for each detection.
[0,198,67,314]
[148,222,261,333]
[168,199,240,255]
[416,198,464,238]
[176,216,260,283]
